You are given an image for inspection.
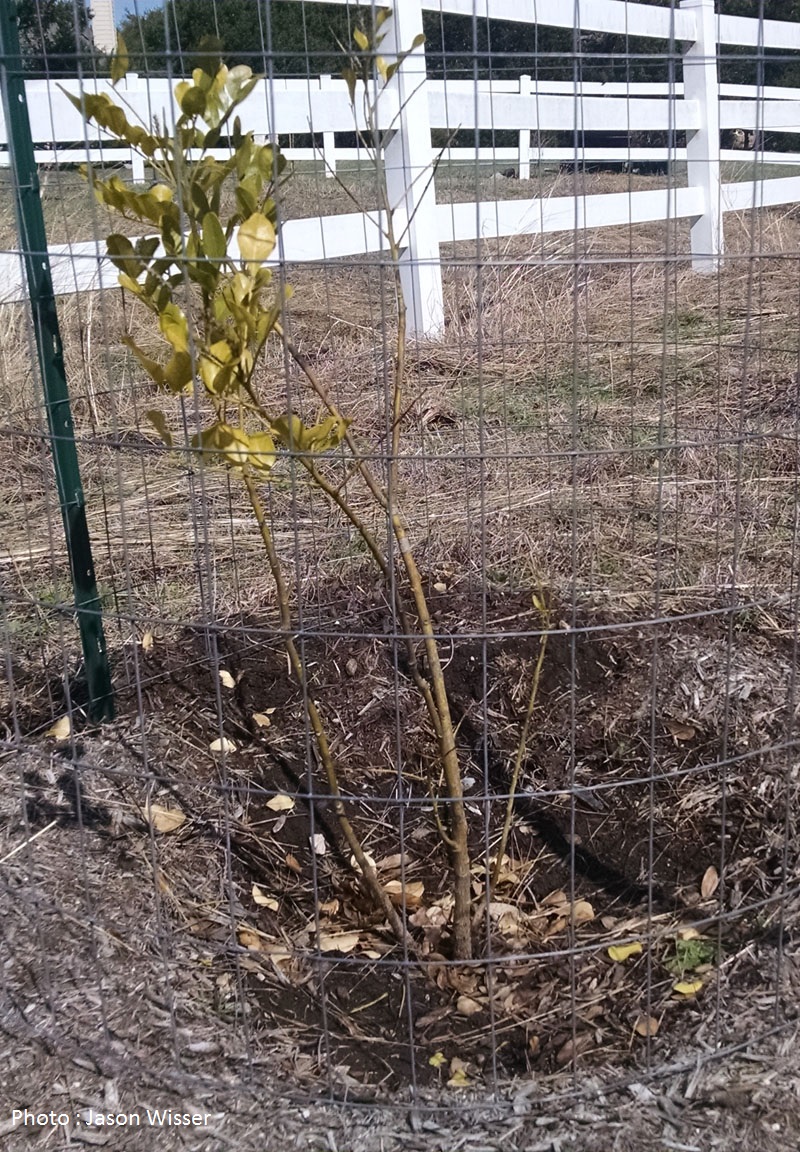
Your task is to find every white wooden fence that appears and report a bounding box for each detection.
[2,0,800,335]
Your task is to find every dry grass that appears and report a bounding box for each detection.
[2,166,800,693]
[3,165,800,1109]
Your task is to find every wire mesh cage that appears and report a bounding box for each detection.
[2,1,800,1147]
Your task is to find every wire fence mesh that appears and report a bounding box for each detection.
[2,1,800,1148]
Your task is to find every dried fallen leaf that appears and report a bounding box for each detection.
[46,715,72,741]
[252,712,271,728]
[447,1069,470,1088]
[571,899,595,924]
[252,884,279,911]
[674,979,704,997]
[384,880,424,909]
[666,719,696,742]
[218,669,236,689]
[310,833,327,856]
[209,737,236,754]
[266,793,295,812]
[542,889,568,907]
[488,901,519,920]
[678,926,702,941]
[456,995,483,1017]
[447,1056,470,1087]
[608,942,643,963]
[146,803,186,834]
[285,853,302,875]
[700,865,720,899]
[633,1015,660,1038]
[349,852,377,874]
[237,928,263,951]
[556,1034,593,1065]
[429,1051,447,1069]
[318,898,340,916]
[318,931,360,954]
[433,581,447,593]
[141,630,154,651]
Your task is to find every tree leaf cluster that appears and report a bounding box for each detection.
[71,44,347,474]
[16,0,93,76]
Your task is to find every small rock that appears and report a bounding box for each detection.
[345,658,358,677]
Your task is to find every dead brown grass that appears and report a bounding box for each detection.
[2,169,800,690]
[3,167,800,1108]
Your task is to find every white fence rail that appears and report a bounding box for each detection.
[7,75,800,176]
[2,0,800,333]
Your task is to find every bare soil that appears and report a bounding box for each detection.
[4,588,799,1116]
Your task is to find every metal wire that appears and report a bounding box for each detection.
[2,0,800,1143]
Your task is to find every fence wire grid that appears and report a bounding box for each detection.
[2,0,800,1149]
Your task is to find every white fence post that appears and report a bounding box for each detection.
[381,0,444,337]
[124,72,146,182]
[681,0,722,271]
[319,74,336,177]
[518,74,531,180]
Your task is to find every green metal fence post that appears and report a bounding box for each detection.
[0,0,114,721]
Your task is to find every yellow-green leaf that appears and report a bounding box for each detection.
[199,340,235,394]
[148,183,174,205]
[159,302,189,353]
[247,430,276,474]
[177,81,207,118]
[272,413,350,454]
[353,28,369,51]
[202,211,227,261]
[123,336,165,386]
[106,232,140,276]
[164,351,193,393]
[135,235,160,263]
[673,979,704,996]
[216,425,249,468]
[342,66,357,105]
[447,1068,470,1088]
[118,272,144,297]
[428,1052,446,1069]
[608,942,643,963]
[192,422,255,470]
[110,33,130,85]
[146,409,173,447]
[46,715,72,741]
[237,212,276,264]
[305,414,350,451]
